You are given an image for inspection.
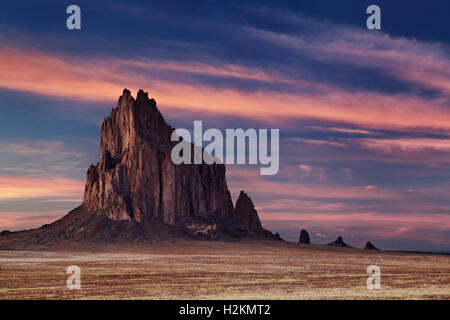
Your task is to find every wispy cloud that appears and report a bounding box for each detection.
[227,167,404,201]
[292,138,346,148]
[359,137,450,153]
[0,139,96,179]
[246,15,450,95]
[307,126,374,135]
[0,211,66,231]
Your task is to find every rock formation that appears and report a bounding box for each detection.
[298,229,310,244]
[364,241,380,250]
[83,89,235,226]
[327,236,351,248]
[0,89,279,248]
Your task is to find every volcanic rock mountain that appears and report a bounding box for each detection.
[0,89,279,248]
[84,89,236,226]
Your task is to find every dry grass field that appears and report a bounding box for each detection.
[0,240,448,299]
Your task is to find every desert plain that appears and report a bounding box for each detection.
[0,240,448,300]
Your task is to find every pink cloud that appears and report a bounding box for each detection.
[292,138,345,148]
[247,23,450,95]
[283,136,450,166]
[298,164,313,172]
[0,46,449,131]
[262,212,448,227]
[0,211,65,231]
[359,138,450,153]
[114,58,298,84]
[227,167,404,201]
[307,126,374,135]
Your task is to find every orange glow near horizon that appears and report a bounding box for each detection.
[0,175,84,201]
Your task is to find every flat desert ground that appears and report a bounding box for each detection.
[0,240,449,299]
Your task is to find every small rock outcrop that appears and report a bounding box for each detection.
[364,241,380,250]
[83,89,235,225]
[299,229,310,244]
[327,236,351,247]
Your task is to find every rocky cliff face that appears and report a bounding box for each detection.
[81,89,278,240]
[83,89,235,226]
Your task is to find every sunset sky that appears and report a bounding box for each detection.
[0,0,449,251]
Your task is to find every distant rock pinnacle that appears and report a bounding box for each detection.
[234,191,265,234]
[298,229,310,244]
[327,236,351,247]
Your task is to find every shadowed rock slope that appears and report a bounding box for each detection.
[0,89,279,249]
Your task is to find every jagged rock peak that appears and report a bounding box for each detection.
[299,229,310,244]
[83,89,235,226]
[234,191,264,234]
[364,241,380,250]
[327,236,351,247]
[100,88,173,159]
